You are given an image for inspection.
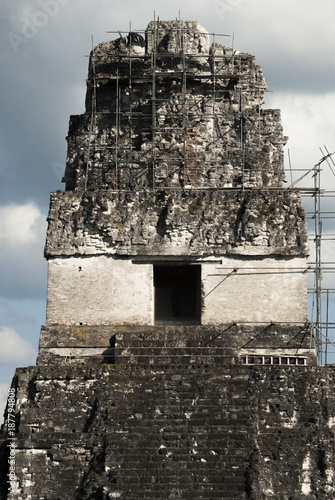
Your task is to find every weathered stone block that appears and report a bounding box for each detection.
[45,190,309,257]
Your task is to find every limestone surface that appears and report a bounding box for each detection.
[45,189,309,257]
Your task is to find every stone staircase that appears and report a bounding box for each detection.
[1,360,335,498]
[113,325,239,367]
[0,364,253,499]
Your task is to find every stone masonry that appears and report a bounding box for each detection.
[1,20,335,499]
[2,364,335,499]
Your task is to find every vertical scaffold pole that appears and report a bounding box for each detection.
[85,34,97,191]
[314,160,322,363]
[212,33,217,170]
[180,19,187,186]
[129,21,133,156]
[238,56,245,190]
[115,68,119,190]
[151,14,157,189]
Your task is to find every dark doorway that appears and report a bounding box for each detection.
[154,265,201,324]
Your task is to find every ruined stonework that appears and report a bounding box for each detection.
[45,190,308,257]
[2,20,335,499]
[2,364,335,499]
[64,21,285,191]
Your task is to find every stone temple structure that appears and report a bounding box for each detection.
[1,20,335,499]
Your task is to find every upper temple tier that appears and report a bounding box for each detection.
[42,20,310,354]
[62,20,288,191]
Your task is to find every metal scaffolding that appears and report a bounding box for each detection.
[83,22,267,191]
[287,148,335,364]
[83,24,335,365]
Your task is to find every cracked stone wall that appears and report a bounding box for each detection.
[45,190,308,258]
[1,364,335,499]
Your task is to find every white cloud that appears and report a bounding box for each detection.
[219,0,335,61]
[0,326,36,365]
[0,202,45,245]
[266,92,335,188]
[0,202,47,299]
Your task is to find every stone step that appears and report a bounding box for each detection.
[115,348,239,355]
[120,489,247,499]
[115,355,239,365]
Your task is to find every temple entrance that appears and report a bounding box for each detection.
[154,265,201,324]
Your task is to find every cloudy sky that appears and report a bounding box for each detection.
[1,0,335,414]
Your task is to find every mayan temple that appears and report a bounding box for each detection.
[1,20,335,499]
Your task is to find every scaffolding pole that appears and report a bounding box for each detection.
[85,34,97,191]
